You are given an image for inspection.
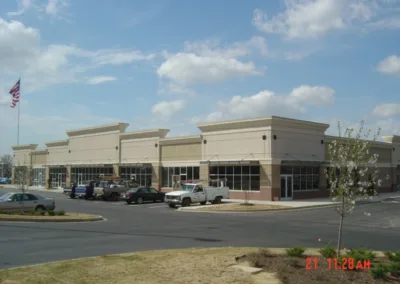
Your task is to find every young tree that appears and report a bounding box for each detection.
[0,154,13,178]
[326,120,384,258]
[14,165,29,214]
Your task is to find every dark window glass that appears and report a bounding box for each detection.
[242,166,250,175]
[300,167,306,175]
[193,167,200,179]
[209,167,217,175]
[234,166,242,175]
[233,175,241,190]
[250,175,260,191]
[281,166,293,175]
[226,176,233,189]
[218,166,226,174]
[168,168,173,187]
[242,175,250,191]
[312,175,319,189]
[313,167,319,176]
[180,167,187,174]
[226,166,234,175]
[306,175,313,190]
[162,168,168,187]
[293,175,301,191]
[250,166,260,175]
[146,167,152,174]
[293,166,301,175]
[187,167,193,180]
[301,175,306,190]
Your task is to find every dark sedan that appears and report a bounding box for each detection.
[122,187,165,204]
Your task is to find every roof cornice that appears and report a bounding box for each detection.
[66,123,129,137]
[120,129,170,140]
[11,144,38,151]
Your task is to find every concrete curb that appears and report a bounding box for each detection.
[0,215,104,223]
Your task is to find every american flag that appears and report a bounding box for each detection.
[9,79,20,108]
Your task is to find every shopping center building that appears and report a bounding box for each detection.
[11,116,400,201]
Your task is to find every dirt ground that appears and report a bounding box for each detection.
[240,250,393,284]
[0,247,264,284]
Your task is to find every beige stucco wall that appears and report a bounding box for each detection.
[31,152,47,168]
[121,138,159,164]
[68,131,120,164]
[370,146,392,163]
[272,128,325,161]
[202,129,270,161]
[392,145,400,165]
[161,143,201,162]
[47,146,69,165]
[13,150,31,167]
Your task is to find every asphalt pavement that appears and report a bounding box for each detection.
[0,187,399,269]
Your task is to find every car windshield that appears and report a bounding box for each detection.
[0,193,13,201]
[180,184,195,191]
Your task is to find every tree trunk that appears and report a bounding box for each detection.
[336,194,345,258]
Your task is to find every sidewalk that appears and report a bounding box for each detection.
[0,185,64,193]
[222,191,400,208]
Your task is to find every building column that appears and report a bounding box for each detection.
[319,166,327,190]
[45,167,50,189]
[200,164,209,182]
[113,164,119,177]
[260,163,280,201]
[66,165,71,188]
[151,164,160,190]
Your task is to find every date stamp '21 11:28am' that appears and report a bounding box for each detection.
[306,257,371,270]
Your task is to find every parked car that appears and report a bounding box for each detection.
[165,180,229,208]
[122,187,165,204]
[72,181,96,200]
[0,192,55,212]
[0,178,11,184]
[94,180,129,201]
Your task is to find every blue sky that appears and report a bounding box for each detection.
[0,0,400,155]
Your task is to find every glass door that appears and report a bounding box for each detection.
[280,175,293,200]
[78,174,83,185]
[57,174,63,188]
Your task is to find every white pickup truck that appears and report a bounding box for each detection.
[165,181,229,208]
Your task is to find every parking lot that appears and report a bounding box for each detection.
[1,187,400,269]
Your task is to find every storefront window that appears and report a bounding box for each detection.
[49,167,67,188]
[120,167,152,187]
[71,167,114,185]
[209,165,260,191]
[32,168,46,187]
[161,166,200,187]
[281,165,320,191]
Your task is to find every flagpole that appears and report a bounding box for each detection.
[17,77,21,146]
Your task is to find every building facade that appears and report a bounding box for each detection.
[11,116,400,201]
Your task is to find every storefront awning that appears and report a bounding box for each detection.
[119,163,152,167]
[281,160,325,166]
[200,160,260,165]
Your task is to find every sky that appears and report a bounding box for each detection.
[0,0,400,155]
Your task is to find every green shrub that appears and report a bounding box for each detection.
[370,263,389,279]
[388,262,400,278]
[39,211,46,216]
[286,257,301,268]
[27,209,36,215]
[345,247,376,271]
[285,247,305,258]
[319,244,336,259]
[47,210,55,216]
[385,251,400,262]
[55,210,65,216]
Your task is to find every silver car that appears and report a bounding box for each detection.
[0,192,55,212]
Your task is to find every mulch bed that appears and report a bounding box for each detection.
[238,252,396,284]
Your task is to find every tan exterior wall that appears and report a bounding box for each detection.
[202,129,270,161]
[13,150,31,167]
[272,128,325,161]
[121,138,159,164]
[161,143,201,162]
[31,152,47,168]
[370,146,392,163]
[47,146,69,165]
[68,131,120,164]
[392,145,400,165]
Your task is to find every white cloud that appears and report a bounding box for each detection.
[86,76,117,85]
[156,37,267,85]
[158,83,196,96]
[252,0,400,39]
[45,0,69,17]
[192,85,336,123]
[372,103,400,117]
[151,100,186,117]
[0,18,153,93]
[7,0,34,17]
[377,55,400,75]
[0,89,12,106]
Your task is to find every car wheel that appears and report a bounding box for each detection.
[136,197,143,204]
[111,193,119,201]
[182,198,191,207]
[214,196,222,204]
[126,200,132,205]
[200,201,207,205]
[35,205,45,211]
[168,204,176,208]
